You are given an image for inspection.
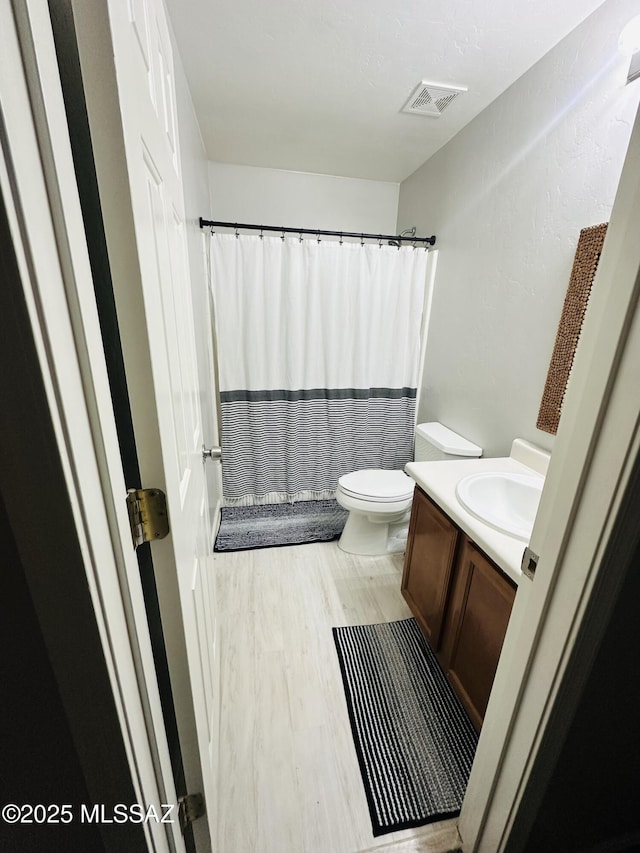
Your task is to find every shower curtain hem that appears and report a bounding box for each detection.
[222,489,337,507]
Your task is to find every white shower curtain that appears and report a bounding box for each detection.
[209,233,430,505]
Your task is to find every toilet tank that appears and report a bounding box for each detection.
[415,422,482,462]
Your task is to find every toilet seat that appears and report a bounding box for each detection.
[338,469,413,503]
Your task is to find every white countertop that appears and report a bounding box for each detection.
[404,439,550,586]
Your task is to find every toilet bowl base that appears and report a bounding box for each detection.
[337,510,410,556]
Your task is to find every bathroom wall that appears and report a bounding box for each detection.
[397,0,640,458]
[173,41,222,515]
[208,162,399,234]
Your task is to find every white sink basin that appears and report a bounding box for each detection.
[455,471,544,541]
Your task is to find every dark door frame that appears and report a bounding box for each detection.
[0,161,147,853]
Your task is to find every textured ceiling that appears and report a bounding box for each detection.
[165,0,607,182]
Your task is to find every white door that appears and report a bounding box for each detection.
[70,0,218,848]
[1,2,190,850]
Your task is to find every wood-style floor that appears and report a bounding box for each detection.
[214,540,461,853]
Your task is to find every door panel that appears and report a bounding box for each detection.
[71,0,219,847]
[401,487,460,647]
[441,539,516,730]
[129,0,153,107]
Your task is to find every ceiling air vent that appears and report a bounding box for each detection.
[402,81,467,117]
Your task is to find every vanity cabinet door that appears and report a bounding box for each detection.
[401,487,459,649]
[440,538,516,731]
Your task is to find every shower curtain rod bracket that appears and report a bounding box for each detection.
[199,218,436,246]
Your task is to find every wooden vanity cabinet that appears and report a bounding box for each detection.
[401,485,516,731]
[401,487,459,648]
[439,538,516,730]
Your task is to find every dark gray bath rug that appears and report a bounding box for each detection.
[214,499,348,552]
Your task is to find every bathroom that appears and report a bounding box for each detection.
[186,1,640,850]
[5,0,640,851]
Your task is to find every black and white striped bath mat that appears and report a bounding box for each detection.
[333,618,478,836]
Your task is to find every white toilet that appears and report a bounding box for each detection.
[335,422,482,556]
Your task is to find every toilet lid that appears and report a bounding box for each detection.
[338,469,414,502]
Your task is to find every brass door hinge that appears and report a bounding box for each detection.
[126,488,169,549]
[178,792,205,832]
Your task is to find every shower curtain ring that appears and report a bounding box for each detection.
[259,227,263,239]
[299,230,303,243]
[360,234,364,247]
[317,230,321,244]
[378,237,382,248]
[234,224,239,238]
[281,229,285,241]
[339,232,343,245]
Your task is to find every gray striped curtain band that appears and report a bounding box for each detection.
[220,387,418,403]
[220,390,416,504]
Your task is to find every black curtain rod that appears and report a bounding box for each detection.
[199,218,436,246]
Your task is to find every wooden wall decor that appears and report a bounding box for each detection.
[536,222,608,435]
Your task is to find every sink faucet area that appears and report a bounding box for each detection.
[455,471,544,541]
